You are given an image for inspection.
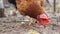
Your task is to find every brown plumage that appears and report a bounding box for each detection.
[16,0,49,28]
[16,0,45,19]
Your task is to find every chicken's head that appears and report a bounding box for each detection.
[37,13,49,28]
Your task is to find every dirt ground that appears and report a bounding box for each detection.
[0,12,60,34]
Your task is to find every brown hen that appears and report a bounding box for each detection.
[16,0,49,28]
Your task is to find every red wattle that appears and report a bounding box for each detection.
[38,22,42,26]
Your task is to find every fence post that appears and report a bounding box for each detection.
[54,0,56,13]
[0,0,5,18]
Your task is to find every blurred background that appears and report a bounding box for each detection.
[0,0,60,34]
